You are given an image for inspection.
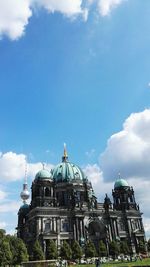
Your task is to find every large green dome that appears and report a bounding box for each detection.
[114,178,129,189]
[52,145,85,182]
[35,169,51,180]
[52,161,85,182]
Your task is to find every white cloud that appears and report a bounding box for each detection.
[83,164,113,201]
[98,109,150,238]
[6,229,16,235]
[0,221,7,228]
[85,148,95,158]
[0,0,32,40]
[0,0,87,40]
[0,152,26,182]
[0,151,53,182]
[0,189,7,201]
[0,0,126,40]
[100,109,150,182]
[0,201,20,213]
[31,0,88,20]
[98,0,125,16]
[143,217,150,239]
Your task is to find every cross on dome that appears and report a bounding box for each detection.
[62,143,68,162]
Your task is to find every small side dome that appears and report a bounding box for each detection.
[20,203,29,209]
[35,169,51,180]
[19,203,29,214]
[114,178,129,189]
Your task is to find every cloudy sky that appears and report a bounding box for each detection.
[1,0,150,238]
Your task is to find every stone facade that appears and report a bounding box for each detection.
[17,150,146,254]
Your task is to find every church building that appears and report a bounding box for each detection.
[17,146,146,254]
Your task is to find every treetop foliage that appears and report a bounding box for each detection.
[0,229,28,266]
[60,240,72,260]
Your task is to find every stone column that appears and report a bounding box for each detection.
[127,219,131,235]
[115,220,119,236]
[80,219,82,237]
[57,218,61,249]
[140,219,144,231]
[41,218,43,233]
[56,218,58,232]
[51,187,53,197]
[51,218,53,232]
[108,225,112,241]
[76,218,79,241]
[110,219,115,239]
[39,218,41,233]
[73,222,76,240]
[82,220,85,238]
[36,218,39,235]
[113,220,117,237]
[54,218,56,232]
[58,218,61,233]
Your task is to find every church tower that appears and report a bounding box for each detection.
[110,176,146,253]
[112,178,138,211]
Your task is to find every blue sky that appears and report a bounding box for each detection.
[1,0,150,237]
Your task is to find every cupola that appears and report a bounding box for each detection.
[52,144,85,182]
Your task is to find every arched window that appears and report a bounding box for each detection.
[35,187,40,196]
[61,219,69,232]
[44,219,52,232]
[45,187,50,197]
[64,192,68,205]
[118,219,125,231]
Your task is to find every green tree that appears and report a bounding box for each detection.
[60,241,72,260]
[109,240,120,258]
[71,240,83,260]
[9,236,29,264]
[85,240,97,258]
[98,240,107,257]
[0,229,6,239]
[138,240,146,253]
[120,241,129,255]
[0,239,12,266]
[31,240,45,261]
[46,240,58,259]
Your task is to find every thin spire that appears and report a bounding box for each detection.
[62,143,68,162]
[24,162,27,184]
[42,162,45,169]
[64,143,67,158]
[118,172,121,179]
[23,163,28,190]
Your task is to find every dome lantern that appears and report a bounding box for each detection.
[62,143,68,162]
[35,162,52,180]
[35,169,51,180]
[52,145,85,182]
[114,177,129,189]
